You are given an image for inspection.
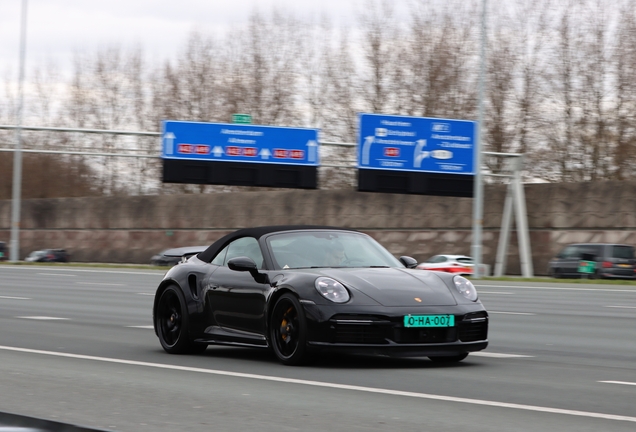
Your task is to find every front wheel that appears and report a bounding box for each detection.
[550,267,561,279]
[156,285,206,354]
[428,353,469,364]
[270,293,309,366]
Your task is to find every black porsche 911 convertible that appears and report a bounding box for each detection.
[153,226,488,365]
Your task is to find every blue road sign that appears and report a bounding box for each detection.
[358,113,476,175]
[162,120,319,166]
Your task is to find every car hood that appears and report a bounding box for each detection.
[319,267,458,306]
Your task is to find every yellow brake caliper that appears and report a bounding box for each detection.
[281,307,293,341]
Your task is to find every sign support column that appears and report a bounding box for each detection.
[471,0,487,278]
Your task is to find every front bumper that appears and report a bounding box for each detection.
[303,304,488,357]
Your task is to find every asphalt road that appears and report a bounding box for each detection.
[1,266,635,432]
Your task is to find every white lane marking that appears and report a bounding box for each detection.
[479,291,514,295]
[471,352,533,358]
[137,293,154,296]
[0,296,31,300]
[604,305,636,309]
[599,381,636,387]
[489,311,536,316]
[17,316,69,320]
[0,346,634,424]
[127,325,154,329]
[475,285,636,293]
[76,282,125,286]
[37,273,77,277]
[2,267,162,276]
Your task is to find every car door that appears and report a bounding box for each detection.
[609,245,636,277]
[554,245,581,276]
[205,237,270,339]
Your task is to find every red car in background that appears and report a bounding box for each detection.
[417,254,474,276]
[24,248,70,263]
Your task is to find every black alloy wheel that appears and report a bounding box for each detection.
[156,285,206,354]
[270,293,309,366]
[428,353,469,364]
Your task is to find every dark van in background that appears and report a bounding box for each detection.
[0,241,7,261]
[548,243,636,279]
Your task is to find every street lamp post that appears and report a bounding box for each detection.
[10,0,28,262]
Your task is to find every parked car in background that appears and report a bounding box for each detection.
[150,246,207,266]
[548,243,636,279]
[24,249,70,263]
[416,254,474,276]
[0,241,7,261]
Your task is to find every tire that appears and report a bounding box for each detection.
[428,353,469,364]
[269,293,309,366]
[156,285,206,354]
[550,267,561,279]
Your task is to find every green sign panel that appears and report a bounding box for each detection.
[578,260,596,274]
[232,113,252,124]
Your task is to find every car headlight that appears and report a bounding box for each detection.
[314,277,350,303]
[453,275,478,301]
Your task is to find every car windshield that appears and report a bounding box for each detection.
[266,231,403,269]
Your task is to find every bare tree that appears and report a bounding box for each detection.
[540,0,587,182]
[611,4,636,180]
[357,0,402,114]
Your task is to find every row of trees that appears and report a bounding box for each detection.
[1,0,636,199]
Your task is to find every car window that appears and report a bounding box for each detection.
[211,245,228,266]
[579,246,599,259]
[560,246,580,259]
[612,245,634,259]
[456,257,473,265]
[224,237,264,268]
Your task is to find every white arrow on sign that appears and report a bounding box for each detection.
[307,140,318,162]
[164,132,175,155]
[362,136,374,165]
[212,146,224,157]
[259,148,271,160]
[413,139,429,168]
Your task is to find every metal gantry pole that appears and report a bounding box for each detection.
[10,0,28,262]
[471,0,488,278]
[513,156,533,277]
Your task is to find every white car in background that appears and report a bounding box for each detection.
[416,254,474,276]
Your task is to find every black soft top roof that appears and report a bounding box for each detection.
[197,225,356,262]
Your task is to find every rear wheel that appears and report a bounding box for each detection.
[428,353,468,364]
[156,285,206,354]
[270,293,309,366]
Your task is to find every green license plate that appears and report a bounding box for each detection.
[404,314,455,328]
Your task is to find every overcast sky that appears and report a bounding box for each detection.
[1,0,370,77]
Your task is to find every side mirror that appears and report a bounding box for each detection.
[227,256,257,272]
[399,256,418,269]
[227,256,269,284]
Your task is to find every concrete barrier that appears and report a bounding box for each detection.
[1,180,635,275]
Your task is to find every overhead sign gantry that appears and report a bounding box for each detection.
[161,120,319,189]
[357,113,476,197]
